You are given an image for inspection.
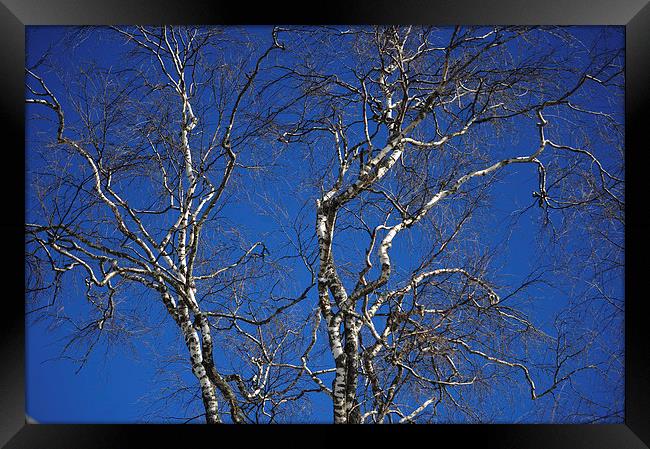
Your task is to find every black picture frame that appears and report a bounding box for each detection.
[1,1,648,447]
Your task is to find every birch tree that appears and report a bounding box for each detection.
[274,26,624,423]
[26,26,317,423]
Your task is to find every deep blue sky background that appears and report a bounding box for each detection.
[25,26,624,423]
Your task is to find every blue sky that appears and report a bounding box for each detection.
[25,25,625,423]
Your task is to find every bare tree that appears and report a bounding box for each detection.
[271,26,624,423]
[25,25,317,423]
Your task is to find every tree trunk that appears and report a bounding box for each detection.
[344,315,362,423]
[178,305,220,424]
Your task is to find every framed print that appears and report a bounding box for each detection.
[1,0,649,447]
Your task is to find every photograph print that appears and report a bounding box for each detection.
[25,25,624,424]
